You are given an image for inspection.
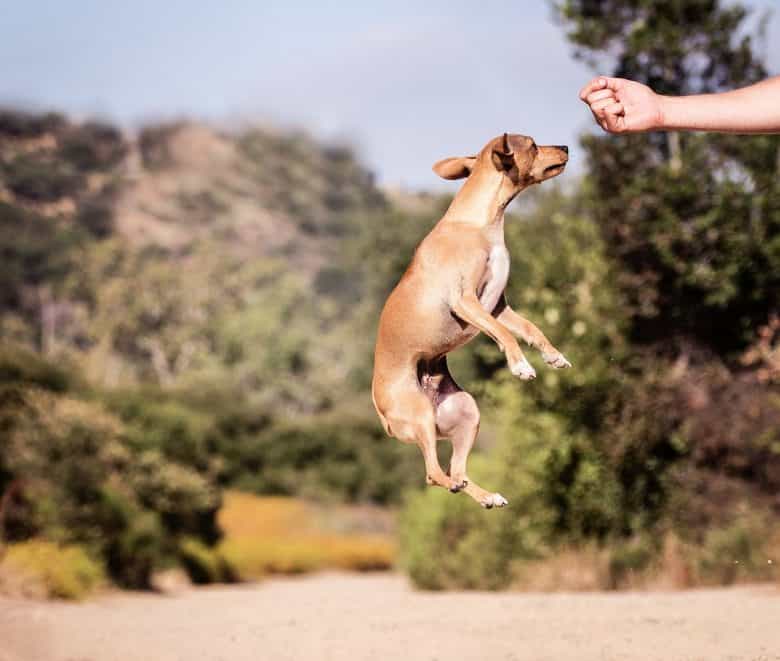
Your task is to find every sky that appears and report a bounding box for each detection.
[1,1,778,189]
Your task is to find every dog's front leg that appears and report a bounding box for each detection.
[452,294,536,380]
[495,300,572,369]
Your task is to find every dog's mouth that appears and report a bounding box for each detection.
[543,163,567,177]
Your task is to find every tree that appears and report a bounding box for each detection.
[554,0,780,537]
[554,0,780,355]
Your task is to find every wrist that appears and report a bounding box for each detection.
[657,95,700,131]
[656,94,673,130]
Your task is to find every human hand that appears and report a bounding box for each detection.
[579,77,665,133]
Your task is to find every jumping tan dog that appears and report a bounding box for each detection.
[371,133,570,508]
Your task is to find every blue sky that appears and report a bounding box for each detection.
[1,1,778,189]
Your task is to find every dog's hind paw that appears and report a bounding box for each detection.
[481,493,509,509]
[449,479,468,494]
[510,357,536,380]
[542,352,572,369]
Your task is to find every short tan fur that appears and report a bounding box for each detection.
[371,133,571,508]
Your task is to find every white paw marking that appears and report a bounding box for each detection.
[510,357,536,380]
[543,352,572,369]
[481,493,509,509]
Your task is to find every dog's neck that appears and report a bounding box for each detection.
[440,168,523,229]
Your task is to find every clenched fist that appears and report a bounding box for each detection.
[579,77,664,134]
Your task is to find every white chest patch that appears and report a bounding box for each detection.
[478,245,510,313]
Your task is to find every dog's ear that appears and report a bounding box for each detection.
[432,156,477,180]
[494,133,512,157]
[492,132,515,171]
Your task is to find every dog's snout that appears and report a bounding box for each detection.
[558,145,569,154]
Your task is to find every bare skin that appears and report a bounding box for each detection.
[579,75,780,134]
[371,133,571,508]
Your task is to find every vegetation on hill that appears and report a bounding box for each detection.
[0,0,778,595]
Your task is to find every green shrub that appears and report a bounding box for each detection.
[0,203,86,310]
[3,153,84,201]
[1,381,221,588]
[0,345,75,393]
[179,537,234,584]
[696,517,775,585]
[399,486,512,590]
[59,121,126,171]
[398,446,548,591]
[76,189,117,237]
[607,537,657,589]
[0,109,65,138]
[105,510,164,589]
[2,540,103,599]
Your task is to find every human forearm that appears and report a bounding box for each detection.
[659,77,780,133]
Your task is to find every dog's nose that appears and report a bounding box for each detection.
[558,145,569,154]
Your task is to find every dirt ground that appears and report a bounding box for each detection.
[1,572,779,661]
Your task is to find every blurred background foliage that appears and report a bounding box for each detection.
[1,0,778,597]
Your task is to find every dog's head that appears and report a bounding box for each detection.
[432,133,568,187]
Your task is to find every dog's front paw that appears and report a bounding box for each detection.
[509,357,536,380]
[542,352,572,369]
[481,492,509,509]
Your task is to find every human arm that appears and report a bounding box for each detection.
[579,75,780,134]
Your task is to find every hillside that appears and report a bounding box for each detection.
[0,113,392,392]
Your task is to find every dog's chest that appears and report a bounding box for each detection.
[478,245,510,313]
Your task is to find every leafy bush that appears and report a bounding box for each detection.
[0,345,76,393]
[104,387,215,470]
[606,537,657,589]
[129,450,220,542]
[399,486,507,591]
[1,540,103,599]
[76,189,117,237]
[58,121,126,171]
[179,537,234,584]
[0,373,221,588]
[0,109,65,138]
[695,516,776,585]
[2,153,84,201]
[226,414,421,504]
[0,203,86,311]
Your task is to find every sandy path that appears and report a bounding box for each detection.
[1,573,779,661]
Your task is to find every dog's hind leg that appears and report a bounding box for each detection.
[433,363,508,509]
[382,386,460,492]
[436,389,478,488]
